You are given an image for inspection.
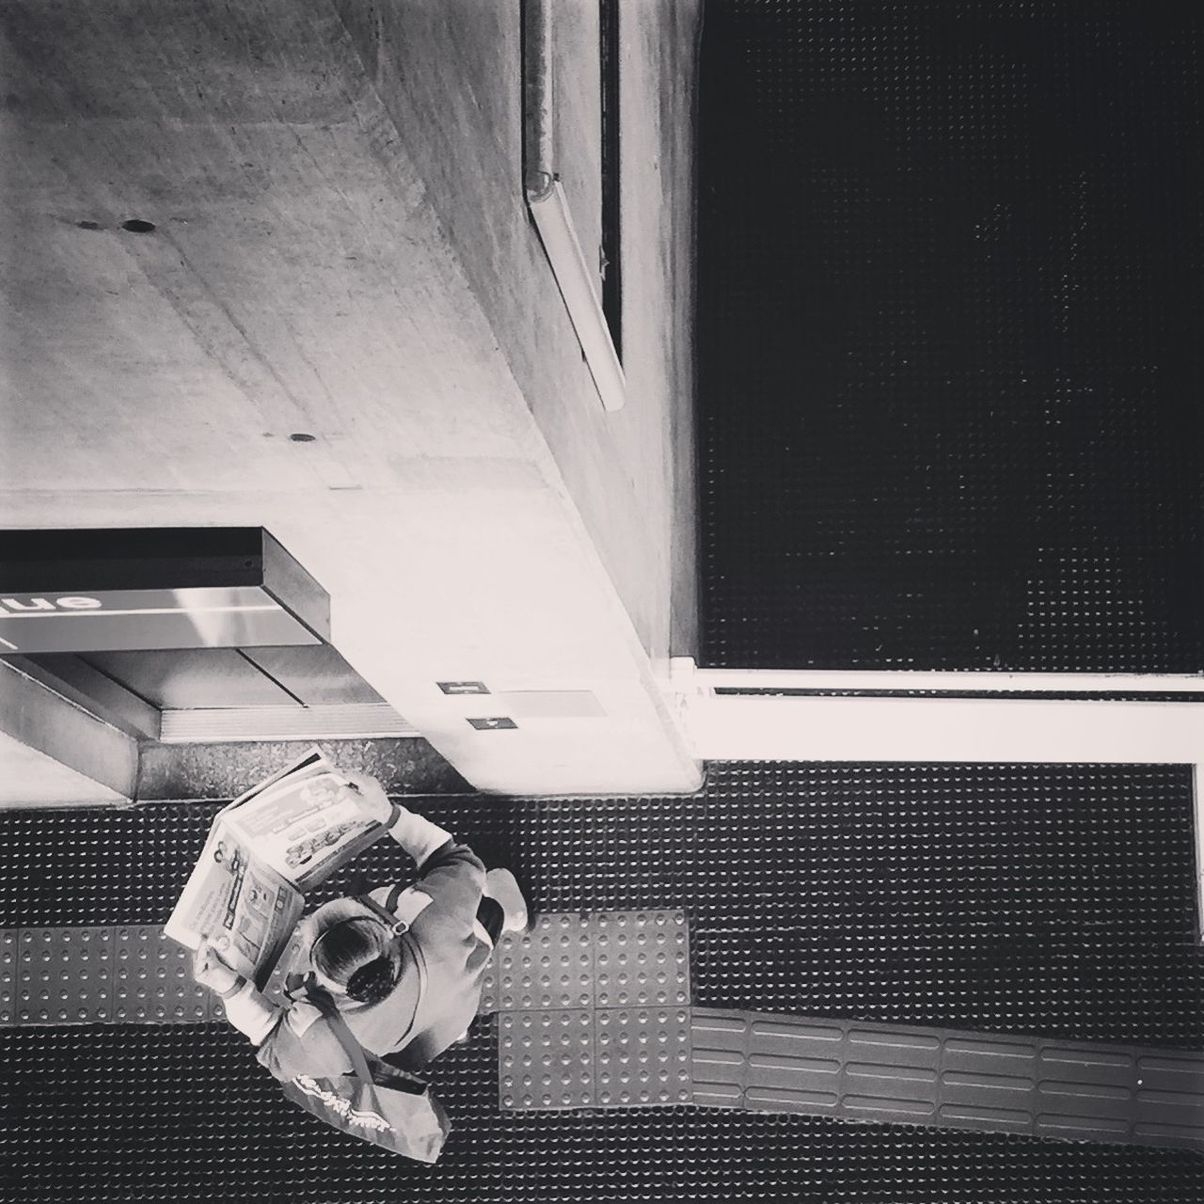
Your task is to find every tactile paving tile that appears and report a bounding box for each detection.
[594,911,690,1008]
[689,1008,748,1110]
[113,926,210,1024]
[491,912,695,1110]
[497,1008,595,1111]
[480,910,692,1016]
[0,926,219,1026]
[691,1009,1204,1153]
[595,1006,694,1108]
[481,913,593,1013]
[0,928,16,1025]
[1134,1052,1204,1150]
[748,1013,849,1119]
[14,926,115,1024]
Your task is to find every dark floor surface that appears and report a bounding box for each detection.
[5,762,1204,1202]
[698,0,1204,672]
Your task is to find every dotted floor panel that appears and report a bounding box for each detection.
[497,1005,694,1112]
[479,911,691,1014]
[490,912,693,1112]
[480,915,594,1014]
[594,1005,694,1109]
[691,1009,1204,1153]
[2,925,217,1026]
[498,1008,596,1111]
[594,912,690,1010]
[698,0,1204,672]
[5,762,1204,1199]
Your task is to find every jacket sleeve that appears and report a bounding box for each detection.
[256,1005,358,1082]
[221,980,355,1083]
[384,807,486,929]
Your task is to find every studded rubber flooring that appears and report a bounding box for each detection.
[8,918,1204,1150]
[698,0,1204,672]
[4,762,1204,1201]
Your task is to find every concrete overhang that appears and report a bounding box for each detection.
[0,1,701,796]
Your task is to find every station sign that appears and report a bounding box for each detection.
[0,528,329,654]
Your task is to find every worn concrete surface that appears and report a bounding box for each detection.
[0,732,125,808]
[331,0,700,660]
[1,659,138,803]
[0,0,700,795]
[135,736,473,802]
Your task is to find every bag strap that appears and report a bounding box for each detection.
[383,933,428,1052]
[310,988,375,1085]
[357,891,408,934]
[356,886,433,934]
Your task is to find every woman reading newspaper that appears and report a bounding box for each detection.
[192,773,529,1079]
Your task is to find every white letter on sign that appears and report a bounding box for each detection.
[55,597,103,610]
[0,597,55,611]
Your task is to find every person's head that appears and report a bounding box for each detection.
[311,916,403,1005]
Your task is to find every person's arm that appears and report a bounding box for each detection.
[193,945,353,1082]
[251,993,356,1082]
[408,837,486,924]
[346,773,486,926]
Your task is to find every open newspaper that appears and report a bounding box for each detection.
[165,747,385,988]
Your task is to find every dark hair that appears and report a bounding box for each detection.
[346,959,398,1005]
[312,916,399,1004]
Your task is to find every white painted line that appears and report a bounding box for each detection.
[691,667,1204,694]
[687,693,1204,764]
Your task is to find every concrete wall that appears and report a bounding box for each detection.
[0,0,701,797]
[328,0,700,663]
[0,734,124,808]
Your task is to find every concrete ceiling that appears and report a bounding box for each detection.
[0,0,701,796]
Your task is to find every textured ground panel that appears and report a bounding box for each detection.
[5,762,1204,1199]
[486,911,694,1111]
[3,764,1202,1040]
[479,910,691,1013]
[6,1025,1204,1204]
[698,0,1204,671]
[1,924,217,1027]
[691,1008,1204,1152]
[496,1005,695,1112]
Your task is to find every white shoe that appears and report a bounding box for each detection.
[484,868,529,933]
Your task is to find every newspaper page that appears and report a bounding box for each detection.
[165,747,384,986]
[164,821,304,987]
[219,748,384,891]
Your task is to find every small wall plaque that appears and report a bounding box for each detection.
[438,681,490,695]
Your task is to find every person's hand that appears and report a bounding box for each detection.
[342,771,395,827]
[193,942,242,996]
